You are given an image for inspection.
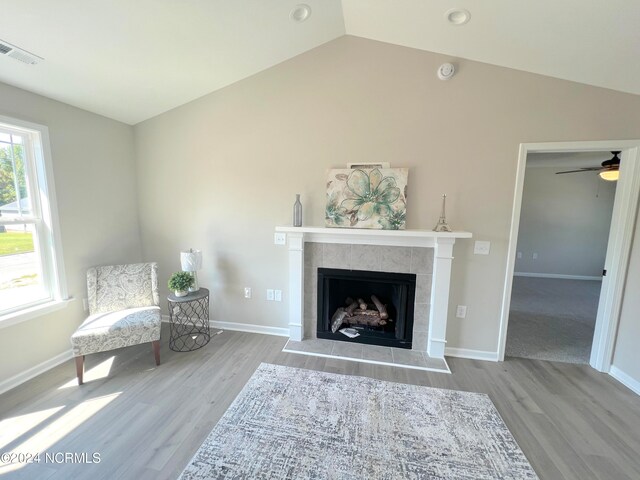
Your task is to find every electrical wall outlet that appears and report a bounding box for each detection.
[244,287,252,299]
[274,233,286,245]
[456,305,467,318]
[267,289,275,301]
[516,251,522,259]
[274,290,282,302]
[533,252,538,260]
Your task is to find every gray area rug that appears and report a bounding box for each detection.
[180,363,537,479]
[506,277,600,364]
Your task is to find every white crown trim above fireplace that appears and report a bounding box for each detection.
[275,226,472,362]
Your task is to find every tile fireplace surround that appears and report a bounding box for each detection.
[276,227,472,371]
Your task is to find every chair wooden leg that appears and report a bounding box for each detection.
[152,340,160,366]
[75,356,84,385]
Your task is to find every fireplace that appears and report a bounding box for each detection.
[276,226,471,359]
[317,268,416,349]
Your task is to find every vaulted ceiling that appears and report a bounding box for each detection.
[1,1,638,125]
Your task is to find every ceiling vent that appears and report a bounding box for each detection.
[0,39,43,65]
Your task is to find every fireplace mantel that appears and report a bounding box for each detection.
[276,226,472,361]
[275,226,471,247]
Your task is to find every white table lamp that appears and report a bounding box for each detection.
[180,249,202,292]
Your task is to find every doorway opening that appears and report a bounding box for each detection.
[504,151,616,364]
[498,141,640,372]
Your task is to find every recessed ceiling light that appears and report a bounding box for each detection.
[290,4,312,23]
[445,8,471,26]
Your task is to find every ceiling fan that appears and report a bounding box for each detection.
[556,151,621,181]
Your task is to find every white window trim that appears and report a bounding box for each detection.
[0,299,73,330]
[0,115,68,325]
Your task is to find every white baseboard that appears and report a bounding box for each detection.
[445,347,499,362]
[161,315,289,337]
[0,349,73,396]
[609,365,640,396]
[514,272,601,281]
[209,320,289,337]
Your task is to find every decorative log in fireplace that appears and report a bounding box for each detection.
[331,296,391,332]
[318,268,416,349]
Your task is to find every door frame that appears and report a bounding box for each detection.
[497,140,640,372]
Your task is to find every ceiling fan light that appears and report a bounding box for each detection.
[599,170,619,181]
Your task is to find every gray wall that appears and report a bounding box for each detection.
[0,82,141,382]
[134,36,640,361]
[515,166,616,277]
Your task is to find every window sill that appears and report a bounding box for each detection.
[0,298,74,330]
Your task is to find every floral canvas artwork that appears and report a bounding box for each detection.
[325,168,408,230]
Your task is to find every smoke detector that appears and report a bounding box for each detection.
[445,8,471,26]
[437,63,456,81]
[0,39,43,65]
[290,4,312,23]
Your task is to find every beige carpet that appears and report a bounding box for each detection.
[505,276,601,364]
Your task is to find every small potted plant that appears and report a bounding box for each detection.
[168,272,194,297]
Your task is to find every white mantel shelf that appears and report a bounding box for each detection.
[276,226,472,248]
[276,225,473,363]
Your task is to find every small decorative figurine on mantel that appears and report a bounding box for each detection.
[433,194,453,232]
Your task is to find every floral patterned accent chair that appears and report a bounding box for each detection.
[70,263,161,385]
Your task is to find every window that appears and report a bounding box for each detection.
[0,116,66,319]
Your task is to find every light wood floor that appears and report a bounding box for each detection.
[1,327,639,480]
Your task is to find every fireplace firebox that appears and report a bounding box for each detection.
[317,268,416,349]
